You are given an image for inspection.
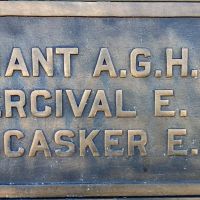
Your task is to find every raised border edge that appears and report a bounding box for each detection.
[1,183,200,197]
[1,1,200,17]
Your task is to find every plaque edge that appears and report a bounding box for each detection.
[0,183,200,197]
[1,1,200,17]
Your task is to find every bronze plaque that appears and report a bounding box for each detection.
[1,1,200,198]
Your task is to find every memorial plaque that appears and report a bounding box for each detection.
[2,1,200,198]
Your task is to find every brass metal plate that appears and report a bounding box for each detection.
[1,1,200,198]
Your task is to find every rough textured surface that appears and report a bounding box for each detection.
[1,3,200,195]
[0,17,199,184]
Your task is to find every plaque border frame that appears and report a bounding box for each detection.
[0,1,200,197]
[1,1,200,17]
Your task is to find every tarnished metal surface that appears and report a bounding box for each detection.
[1,1,200,198]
